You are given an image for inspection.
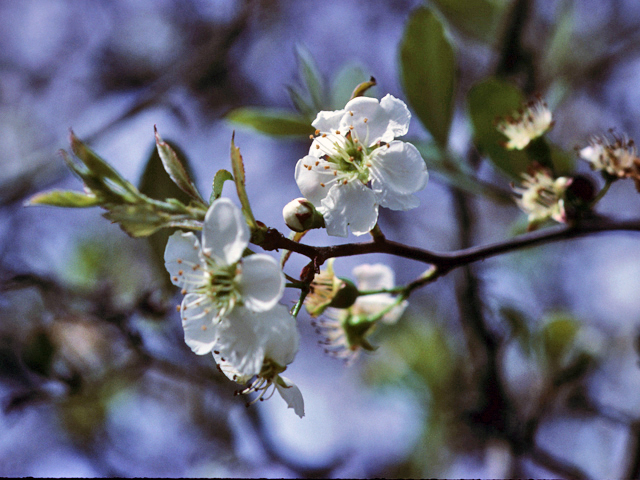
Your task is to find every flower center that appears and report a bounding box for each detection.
[198,257,242,316]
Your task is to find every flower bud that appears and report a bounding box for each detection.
[283,198,324,232]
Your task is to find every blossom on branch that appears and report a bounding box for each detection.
[496,98,553,150]
[213,304,304,418]
[295,94,428,237]
[579,131,640,190]
[512,165,572,230]
[164,198,285,354]
[312,262,407,363]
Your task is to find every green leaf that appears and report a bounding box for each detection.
[139,138,199,289]
[230,134,257,232]
[501,306,533,354]
[400,7,456,147]
[429,0,512,43]
[541,312,580,367]
[286,84,315,119]
[331,63,370,109]
[154,128,206,205]
[27,190,102,208]
[295,44,325,112]
[227,107,313,137]
[211,169,234,203]
[468,77,530,179]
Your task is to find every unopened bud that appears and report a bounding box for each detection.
[283,198,324,232]
[329,278,359,309]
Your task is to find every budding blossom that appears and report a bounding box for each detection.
[512,165,572,229]
[579,131,640,190]
[496,98,553,150]
[164,198,285,354]
[282,197,324,232]
[295,94,428,237]
[309,262,407,363]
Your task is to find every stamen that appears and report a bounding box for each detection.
[320,183,325,187]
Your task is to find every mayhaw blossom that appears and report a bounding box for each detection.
[164,198,285,354]
[304,258,359,317]
[512,164,572,229]
[295,94,428,237]
[496,98,554,150]
[212,304,304,418]
[579,131,640,189]
[312,263,407,363]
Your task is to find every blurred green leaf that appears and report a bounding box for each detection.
[550,142,575,176]
[286,84,315,119]
[468,77,530,179]
[227,107,313,137]
[542,1,574,81]
[400,7,456,147]
[331,63,370,109]
[429,0,512,43]
[27,190,102,208]
[501,306,533,354]
[295,44,326,112]
[210,169,234,203]
[154,128,206,205]
[541,312,580,367]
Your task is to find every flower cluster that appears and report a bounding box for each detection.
[579,131,640,190]
[295,94,428,237]
[512,165,572,229]
[165,199,303,417]
[496,98,553,150]
[307,262,407,363]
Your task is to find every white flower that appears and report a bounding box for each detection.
[579,131,640,180]
[164,198,285,354]
[512,165,571,229]
[213,304,304,418]
[295,94,428,237]
[496,98,553,150]
[314,262,407,363]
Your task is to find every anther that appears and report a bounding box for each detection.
[201,325,207,331]
[320,183,326,187]
[172,276,178,282]
[181,289,187,295]
[176,305,181,312]
[357,146,363,152]
[364,118,368,123]
[177,259,183,264]
[343,179,348,185]
[178,270,183,275]
[335,130,341,135]
[315,129,320,135]
[315,161,320,166]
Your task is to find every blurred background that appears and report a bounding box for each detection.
[2,0,640,477]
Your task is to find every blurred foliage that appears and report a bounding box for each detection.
[428,0,514,43]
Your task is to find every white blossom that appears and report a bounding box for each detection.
[512,166,571,229]
[295,94,428,237]
[579,131,640,186]
[213,304,304,418]
[164,198,285,354]
[496,98,553,150]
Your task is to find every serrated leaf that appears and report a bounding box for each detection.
[139,139,198,289]
[430,0,512,43]
[27,190,102,208]
[154,128,205,205]
[211,169,234,203]
[468,77,530,178]
[400,7,456,147]
[227,107,313,137]
[295,44,325,112]
[331,63,370,109]
[230,134,257,231]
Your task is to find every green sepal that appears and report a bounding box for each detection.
[210,169,234,203]
[154,127,206,206]
[400,7,456,148]
[27,190,103,208]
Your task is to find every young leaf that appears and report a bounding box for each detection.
[400,7,456,148]
[27,190,102,208]
[227,107,313,137]
[295,44,325,112]
[230,133,257,232]
[211,169,234,203]
[468,77,529,179]
[429,0,512,43]
[154,127,206,205]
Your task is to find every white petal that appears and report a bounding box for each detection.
[295,156,337,207]
[312,108,345,132]
[238,254,285,312]
[181,293,218,355]
[164,232,206,290]
[262,304,299,366]
[369,141,428,210]
[202,198,250,266]
[214,308,266,378]
[275,376,305,418]
[353,263,395,291]
[379,94,411,138]
[321,181,378,237]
